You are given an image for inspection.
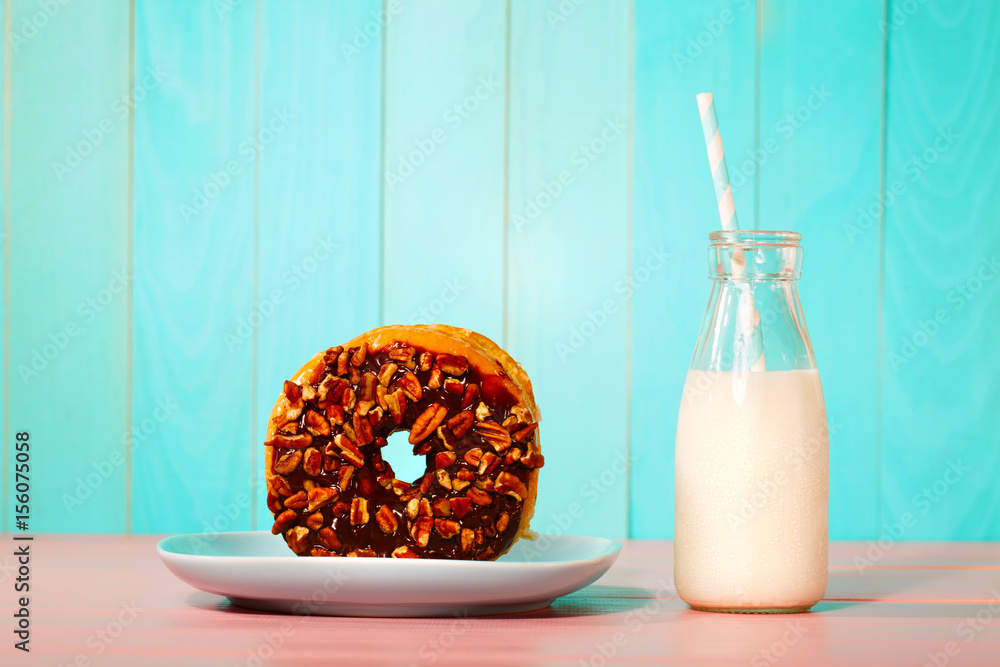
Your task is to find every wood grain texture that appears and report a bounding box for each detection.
[254,0,382,530]
[1,1,7,531]
[8,536,1000,666]
[630,0,757,538]
[881,0,1000,539]
[508,0,631,539]
[131,0,256,533]
[7,0,130,532]
[757,0,884,538]
[382,0,506,340]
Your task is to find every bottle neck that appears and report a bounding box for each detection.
[708,230,802,281]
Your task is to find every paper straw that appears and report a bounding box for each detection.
[696,92,765,372]
[696,93,739,231]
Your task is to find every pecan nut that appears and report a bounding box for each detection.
[467,487,492,505]
[409,404,448,444]
[283,490,308,509]
[352,409,374,445]
[449,497,472,518]
[273,451,303,475]
[378,362,398,387]
[376,505,398,534]
[302,447,323,476]
[334,434,365,467]
[285,526,310,553]
[350,342,368,367]
[434,518,461,539]
[443,378,464,395]
[494,471,528,501]
[317,527,341,550]
[396,372,423,402]
[436,353,469,376]
[410,516,433,547]
[392,545,421,558]
[448,411,474,438]
[271,475,294,496]
[461,383,479,409]
[474,421,511,452]
[307,487,339,512]
[271,509,297,535]
[304,410,331,437]
[460,528,475,552]
[305,512,325,532]
[350,497,370,525]
[264,433,313,450]
[435,451,457,469]
[512,423,538,443]
[385,389,407,424]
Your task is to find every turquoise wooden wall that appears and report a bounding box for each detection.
[2,0,997,540]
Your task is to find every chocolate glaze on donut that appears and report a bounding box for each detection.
[265,338,543,560]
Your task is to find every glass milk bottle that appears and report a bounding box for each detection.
[674,230,829,613]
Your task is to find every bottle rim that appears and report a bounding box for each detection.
[709,230,801,247]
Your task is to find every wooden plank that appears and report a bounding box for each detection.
[630,0,757,537]
[7,0,130,532]
[131,0,256,533]
[882,0,1000,540]
[1,0,7,531]
[382,0,506,340]
[756,1,884,538]
[14,537,1000,666]
[508,0,631,538]
[254,0,383,530]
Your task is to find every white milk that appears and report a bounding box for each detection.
[674,369,829,612]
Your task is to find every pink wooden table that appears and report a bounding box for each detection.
[3,536,999,666]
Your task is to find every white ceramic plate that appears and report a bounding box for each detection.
[157,531,620,617]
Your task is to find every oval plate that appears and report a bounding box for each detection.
[157,531,620,617]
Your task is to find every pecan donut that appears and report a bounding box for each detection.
[264,324,544,560]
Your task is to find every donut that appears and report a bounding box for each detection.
[264,324,544,560]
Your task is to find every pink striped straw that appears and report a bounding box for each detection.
[696,93,766,371]
[696,92,739,231]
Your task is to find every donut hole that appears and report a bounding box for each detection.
[382,430,428,487]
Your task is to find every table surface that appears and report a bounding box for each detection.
[3,536,999,667]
